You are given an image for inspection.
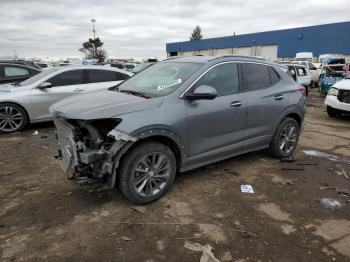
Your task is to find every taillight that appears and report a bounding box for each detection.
[299,85,306,96]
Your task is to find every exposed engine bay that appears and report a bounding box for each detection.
[54,118,137,188]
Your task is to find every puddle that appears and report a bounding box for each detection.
[320,198,343,209]
[303,150,350,164]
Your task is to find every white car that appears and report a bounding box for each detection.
[291,61,321,86]
[0,66,133,133]
[325,75,350,117]
[286,64,312,87]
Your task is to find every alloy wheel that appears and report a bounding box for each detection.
[279,122,298,154]
[131,152,171,197]
[0,106,24,132]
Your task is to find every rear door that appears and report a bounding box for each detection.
[243,63,289,144]
[85,69,129,92]
[30,69,86,120]
[185,62,246,158]
[296,66,311,86]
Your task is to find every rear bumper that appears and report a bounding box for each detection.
[325,95,350,112]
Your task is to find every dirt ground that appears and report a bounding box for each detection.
[1,89,350,262]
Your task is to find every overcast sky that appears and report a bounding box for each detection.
[0,0,349,60]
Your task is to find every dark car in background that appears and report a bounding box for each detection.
[0,63,42,84]
[0,59,42,70]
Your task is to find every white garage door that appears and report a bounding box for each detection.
[260,45,278,61]
[215,48,230,55]
[236,47,252,56]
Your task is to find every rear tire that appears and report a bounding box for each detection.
[0,103,28,134]
[327,106,339,118]
[118,141,176,204]
[269,117,300,158]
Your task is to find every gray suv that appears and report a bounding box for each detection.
[50,55,306,204]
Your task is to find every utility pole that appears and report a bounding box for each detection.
[91,18,96,59]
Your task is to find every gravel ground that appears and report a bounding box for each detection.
[0,89,350,262]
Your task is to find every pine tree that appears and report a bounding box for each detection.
[190,25,203,40]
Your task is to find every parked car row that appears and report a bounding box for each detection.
[0,66,132,133]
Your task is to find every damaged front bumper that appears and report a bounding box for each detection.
[54,118,137,188]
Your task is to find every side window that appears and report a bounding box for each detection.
[48,70,84,87]
[4,66,29,77]
[192,63,239,96]
[243,63,270,91]
[296,67,307,76]
[87,69,128,83]
[288,66,296,78]
[269,67,281,86]
[308,62,317,70]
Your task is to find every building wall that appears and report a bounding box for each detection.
[166,21,350,59]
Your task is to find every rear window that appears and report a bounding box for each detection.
[243,63,270,91]
[87,69,128,83]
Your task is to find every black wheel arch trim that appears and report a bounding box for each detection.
[107,126,186,189]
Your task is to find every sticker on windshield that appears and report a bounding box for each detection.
[157,79,182,90]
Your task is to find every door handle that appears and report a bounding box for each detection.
[74,88,85,92]
[230,101,242,107]
[275,95,284,100]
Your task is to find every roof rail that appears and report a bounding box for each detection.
[208,54,268,61]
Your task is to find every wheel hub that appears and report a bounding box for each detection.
[132,152,171,197]
[148,170,155,177]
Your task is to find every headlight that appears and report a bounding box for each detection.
[328,87,339,96]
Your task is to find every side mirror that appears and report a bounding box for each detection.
[185,85,217,100]
[38,82,52,89]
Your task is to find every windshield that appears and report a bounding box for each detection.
[326,58,345,65]
[117,62,203,98]
[345,73,350,79]
[19,68,58,86]
[132,63,153,73]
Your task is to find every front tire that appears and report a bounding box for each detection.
[269,117,300,158]
[118,141,176,204]
[327,106,339,118]
[0,103,28,134]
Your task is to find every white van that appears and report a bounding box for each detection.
[295,52,313,62]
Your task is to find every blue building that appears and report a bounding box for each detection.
[166,21,350,61]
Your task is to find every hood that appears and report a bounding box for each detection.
[49,90,163,120]
[0,85,20,93]
[333,79,350,90]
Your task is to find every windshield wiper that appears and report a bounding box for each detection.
[119,89,151,99]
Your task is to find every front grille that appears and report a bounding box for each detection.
[54,118,79,174]
[338,90,350,104]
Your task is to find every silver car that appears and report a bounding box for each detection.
[50,55,306,204]
[0,66,133,133]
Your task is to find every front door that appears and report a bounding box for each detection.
[30,69,86,120]
[185,62,246,157]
